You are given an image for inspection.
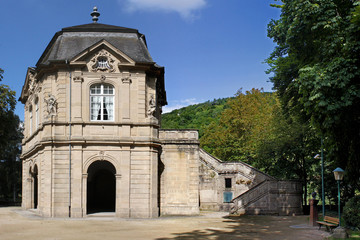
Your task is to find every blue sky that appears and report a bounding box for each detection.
[1,0,280,119]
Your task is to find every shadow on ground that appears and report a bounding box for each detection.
[156,215,326,240]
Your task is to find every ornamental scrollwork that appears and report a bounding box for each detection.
[90,50,115,73]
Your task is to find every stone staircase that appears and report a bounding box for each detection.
[198,148,303,216]
[231,180,303,216]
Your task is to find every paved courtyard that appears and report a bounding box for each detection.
[0,207,330,240]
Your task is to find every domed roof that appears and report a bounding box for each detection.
[37,23,154,67]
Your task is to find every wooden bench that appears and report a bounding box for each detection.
[316,216,339,232]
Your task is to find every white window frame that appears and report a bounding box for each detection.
[90,83,114,121]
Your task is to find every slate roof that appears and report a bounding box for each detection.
[37,23,154,66]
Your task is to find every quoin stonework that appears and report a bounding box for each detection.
[20,8,302,218]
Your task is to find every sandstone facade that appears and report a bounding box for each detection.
[20,20,302,218]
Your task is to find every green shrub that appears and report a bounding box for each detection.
[343,195,360,230]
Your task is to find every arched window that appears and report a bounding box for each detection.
[28,105,33,135]
[90,84,114,121]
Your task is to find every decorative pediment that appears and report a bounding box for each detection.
[70,40,135,73]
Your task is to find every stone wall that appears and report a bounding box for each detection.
[159,130,200,215]
[199,149,274,211]
[231,180,303,216]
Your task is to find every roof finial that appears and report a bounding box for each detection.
[91,7,100,23]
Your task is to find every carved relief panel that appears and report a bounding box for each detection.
[87,49,118,73]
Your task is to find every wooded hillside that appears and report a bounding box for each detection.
[161,97,230,137]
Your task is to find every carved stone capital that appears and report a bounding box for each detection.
[122,76,132,84]
[73,76,84,82]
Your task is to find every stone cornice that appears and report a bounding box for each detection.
[20,138,162,159]
[23,121,160,145]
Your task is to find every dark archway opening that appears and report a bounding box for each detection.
[33,165,38,209]
[87,161,116,214]
[158,151,164,216]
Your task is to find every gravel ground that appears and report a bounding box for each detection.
[0,207,331,240]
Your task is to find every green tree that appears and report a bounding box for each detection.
[256,110,320,205]
[0,68,23,203]
[201,89,278,163]
[267,0,360,196]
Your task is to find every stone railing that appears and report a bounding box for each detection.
[159,129,199,144]
[231,180,303,216]
[230,180,270,215]
[199,148,274,180]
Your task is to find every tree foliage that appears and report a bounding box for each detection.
[0,68,23,203]
[267,0,360,194]
[161,98,229,137]
[343,195,360,229]
[201,89,278,163]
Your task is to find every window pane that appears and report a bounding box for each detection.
[106,96,114,120]
[90,85,102,95]
[90,84,114,121]
[90,96,101,120]
[104,85,108,94]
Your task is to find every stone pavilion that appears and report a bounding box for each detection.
[19,8,302,218]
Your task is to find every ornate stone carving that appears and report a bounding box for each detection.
[44,94,57,117]
[100,75,106,82]
[28,72,36,94]
[147,93,156,117]
[90,50,115,72]
[99,151,105,160]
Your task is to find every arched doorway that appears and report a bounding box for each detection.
[32,165,38,209]
[87,161,116,214]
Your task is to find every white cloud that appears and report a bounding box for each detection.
[162,98,201,113]
[121,0,206,19]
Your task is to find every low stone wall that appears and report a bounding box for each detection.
[231,180,302,216]
[159,129,200,216]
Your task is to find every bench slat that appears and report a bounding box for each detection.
[324,216,339,224]
[317,216,339,233]
[316,221,337,227]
